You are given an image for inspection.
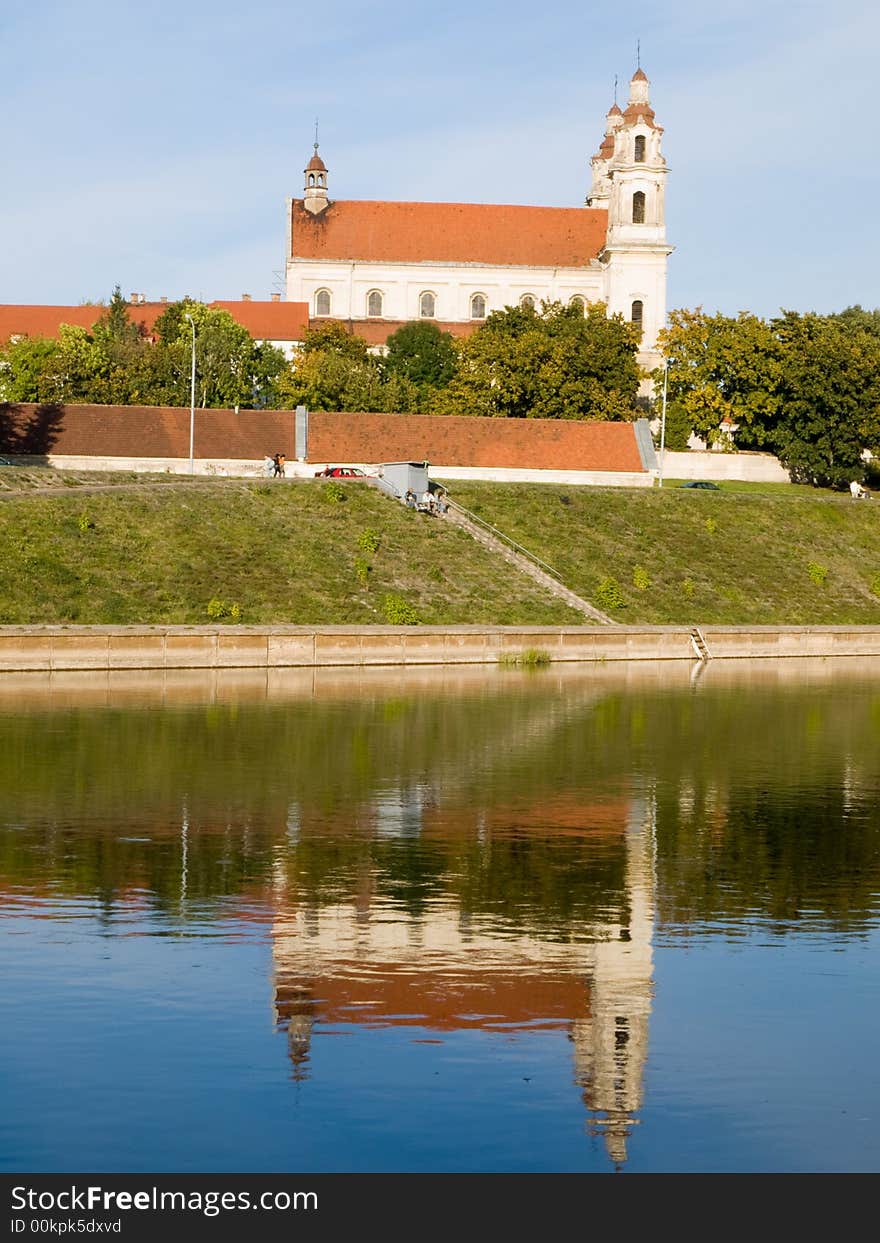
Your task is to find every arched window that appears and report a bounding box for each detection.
[632,191,646,224]
[318,173,325,186]
[470,293,486,319]
[631,300,644,333]
[315,289,331,316]
[367,290,383,317]
[569,295,586,312]
[419,291,436,318]
[634,135,646,163]
[520,294,535,310]
[308,173,315,186]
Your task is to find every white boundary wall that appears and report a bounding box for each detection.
[26,456,654,488]
[661,451,790,483]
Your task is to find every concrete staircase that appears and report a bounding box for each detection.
[444,501,615,626]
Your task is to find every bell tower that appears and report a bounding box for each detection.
[303,143,329,215]
[598,67,673,378]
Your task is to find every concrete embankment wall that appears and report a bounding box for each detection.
[1,626,880,672]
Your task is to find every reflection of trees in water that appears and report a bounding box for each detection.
[0,680,878,931]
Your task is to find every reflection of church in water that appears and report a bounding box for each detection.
[270,790,655,1167]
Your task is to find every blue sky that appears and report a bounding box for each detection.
[3,0,877,318]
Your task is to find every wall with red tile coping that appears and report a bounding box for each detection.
[1,403,644,472]
[308,411,644,472]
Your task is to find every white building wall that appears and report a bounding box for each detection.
[286,258,606,323]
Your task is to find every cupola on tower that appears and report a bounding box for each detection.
[303,144,329,215]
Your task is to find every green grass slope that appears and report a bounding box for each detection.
[452,482,880,625]
[0,478,581,626]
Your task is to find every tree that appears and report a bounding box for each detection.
[0,337,64,403]
[299,320,371,361]
[154,300,286,408]
[433,300,641,419]
[771,310,880,487]
[655,308,783,448]
[384,321,457,391]
[276,346,419,412]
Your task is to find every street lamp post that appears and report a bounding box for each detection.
[658,357,670,488]
[184,313,196,475]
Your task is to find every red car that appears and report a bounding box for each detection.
[315,466,366,478]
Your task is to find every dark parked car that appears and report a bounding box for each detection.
[314,466,366,479]
[678,480,720,490]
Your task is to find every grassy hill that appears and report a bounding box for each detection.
[0,475,580,626]
[2,470,879,627]
[451,482,880,625]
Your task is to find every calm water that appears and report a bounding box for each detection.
[1,661,879,1173]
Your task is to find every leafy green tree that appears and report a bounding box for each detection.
[154,300,286,409]
[771,310,880,487]
[433,300,640,419]
[276,347,418,412]
[655,308,783,448]
[0,337,64,402]
[299,320,371,361]
[384,321,457,390]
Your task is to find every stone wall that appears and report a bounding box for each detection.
[0,403,648,475]
[1,625,880,672]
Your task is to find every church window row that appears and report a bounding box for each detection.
[313,289,595,319]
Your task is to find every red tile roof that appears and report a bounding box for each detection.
[0,301,310,345]
[310,317,477,346]
[291,200,608,268]
[210,301,310,340]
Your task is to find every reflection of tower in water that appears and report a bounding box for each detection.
[271,789,655,1166]
[570,797,655,1166]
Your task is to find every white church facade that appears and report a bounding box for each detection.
[285,67,672,374]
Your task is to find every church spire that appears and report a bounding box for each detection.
[303,141,329,215]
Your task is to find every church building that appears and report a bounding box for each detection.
[285,67,671,374]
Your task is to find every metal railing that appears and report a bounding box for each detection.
[445,500,564,581]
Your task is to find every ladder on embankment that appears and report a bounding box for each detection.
[689,626,711,661]
[443,500,615,626]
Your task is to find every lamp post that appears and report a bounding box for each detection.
[184,312,196,475]
[658,357,670,488]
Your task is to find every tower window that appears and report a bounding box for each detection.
[419,291,436,318]
[367,290,383,317]
[632,191,646,224]
[308,173,315,186]
[634,135,646,162]
[569,295,586,312]
[470,293,486,320]
[631,300,644,333]
[315,289,331,317]
[520,294,535,310]
[318,173,325,186]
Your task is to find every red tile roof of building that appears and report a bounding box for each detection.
[291,200,608,267]
[210,301,310,340]
[310,317,477,346]
[0,301,310,345]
